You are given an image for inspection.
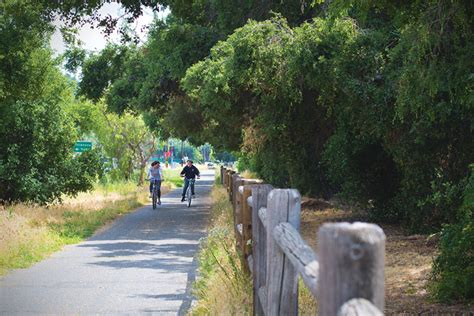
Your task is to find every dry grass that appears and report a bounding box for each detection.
[191,185,253,315]
[0,210,62,275]
[240,170,259,179]
[0,181,165,276]
[298,197,474,315]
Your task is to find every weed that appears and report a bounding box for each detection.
[191,185,252,315]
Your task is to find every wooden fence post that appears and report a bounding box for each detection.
[251,184,273,316]
[225,170,230,193]
[241,185,253,262]
[224,170,228,190]
[220,166,225,185]
[318,222,385,316]
[228,170,236,201]
[239,181,262,273]
[232,174,242,210]
[232,174,244,248]
[265,189,301,315]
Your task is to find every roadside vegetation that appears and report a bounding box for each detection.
[0,174,181,276]
[163,168,184,188]
[191,178,252,315]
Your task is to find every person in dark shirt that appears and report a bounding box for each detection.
[180,160,200,202]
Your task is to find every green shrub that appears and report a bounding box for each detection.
[431,168,474,302]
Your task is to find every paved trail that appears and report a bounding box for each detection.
[0,170,214,315]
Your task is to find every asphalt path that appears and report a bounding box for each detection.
[0,170,214,315]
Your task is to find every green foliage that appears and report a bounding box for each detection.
[75,1,320,138]
[0,0,101,203]
[431,168,474,303]
[183,17,357,193]
[181,2,473,231]
[66,149,103,194]
[78,44,133,103]
[61,28,87,73]
[91,104,157,182]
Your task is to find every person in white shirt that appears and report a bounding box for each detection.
[147,161,164,204]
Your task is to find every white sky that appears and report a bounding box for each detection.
[50,3,169,55]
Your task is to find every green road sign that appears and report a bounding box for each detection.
[74,141,92,152]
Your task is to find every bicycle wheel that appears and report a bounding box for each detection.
[187,186,192,207]
[152,185,157,209]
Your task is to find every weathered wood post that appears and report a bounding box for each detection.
[225,170,229,192]
[265,189,301,315]
[220,166,225,185]
[227,170,235,200]
[239,181,261,273]
[232,174,244,248]
[241,185,253,262]
[251,184,273,316]
[318,222,385,316]
[232,174,243,210]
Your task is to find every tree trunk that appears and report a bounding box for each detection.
[126,158,133,181]
[138,164,146,186]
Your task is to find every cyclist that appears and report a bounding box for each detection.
[147,161,164,204]
[180,160,200,202]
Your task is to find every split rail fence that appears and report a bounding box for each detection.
[220,166,385,316]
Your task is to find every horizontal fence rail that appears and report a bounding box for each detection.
[220,166,385,316]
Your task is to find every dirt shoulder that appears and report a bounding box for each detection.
[299,198,474,315]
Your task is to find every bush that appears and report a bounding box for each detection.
[0,2,101,204]
[431,168,474,302]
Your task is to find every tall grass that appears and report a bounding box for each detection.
[0,181,150,275]
[163,168,184,188]
[191,185,253,315]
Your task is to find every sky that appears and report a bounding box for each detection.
[50,3,170,55]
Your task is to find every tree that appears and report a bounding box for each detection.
[181,3,473,230]
[91,102,157,184]
[76,1,319,138]
[0,0,101,203]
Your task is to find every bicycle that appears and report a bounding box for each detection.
[183,178,196,207]
[151,179,161,210]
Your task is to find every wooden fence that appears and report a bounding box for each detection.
[220,166,385,316]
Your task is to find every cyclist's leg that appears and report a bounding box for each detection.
[149,180,153,197]
[182,178,189,198]
[157,180,161,199]
[191,179,195,195]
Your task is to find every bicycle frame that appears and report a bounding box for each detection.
[152,179,161,209]
[185,178,195,207]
